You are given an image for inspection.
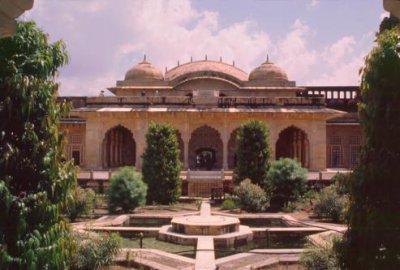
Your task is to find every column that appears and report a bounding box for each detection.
[182,134,190,170]
[84,118,103,169]
[110,130,115,167]
[182,122,190,170]
[293,131,297,159]
[115,131,119,166]
[269,126,279,161]
[117,131,122,165]
[308,121,327,171]
[135,123,146,170]
[222,126,229,170]
[296,131,301,162]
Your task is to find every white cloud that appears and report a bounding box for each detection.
[310,0,320,7]
[25,0,269,95]
[306,53,365,86]
[24,0,374,94]
[380,11,390,20]
[323,36,356,66]
[273,19,317,80]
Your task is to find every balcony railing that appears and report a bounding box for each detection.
[301,86,360,112]
[217,96,325,108]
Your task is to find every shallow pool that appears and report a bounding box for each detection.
[121,237,196,258]
[239,218,301,228]
[215,235,306,258]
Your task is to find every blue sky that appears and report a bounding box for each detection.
[24,0,387,96]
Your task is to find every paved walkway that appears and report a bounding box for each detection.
[200,199,211,216]
[195,200,216,270]
[116,248,195,270]
[195,236,216,270]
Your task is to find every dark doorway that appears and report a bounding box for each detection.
[276,126,309,168]
[72,150,80,166]
[188,125,223,170]
[103,125,136,168]
[195,148,216,170]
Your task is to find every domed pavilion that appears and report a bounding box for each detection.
[61,55,361,197]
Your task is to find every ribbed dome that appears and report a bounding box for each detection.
[249,59,288,81]
[125,57,163,81]
[165,60,248,82]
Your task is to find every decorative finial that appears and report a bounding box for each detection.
[165,66,168,73]
[190,56,193,62]
[266,54,269,63]
[220,56,222,62]
[205,54,208,61]
[177,61,180,66]
[143,54,147,62]
[232,60,235,67]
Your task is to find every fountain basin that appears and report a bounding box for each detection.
[158,224,253,248]
[171,215,240,235]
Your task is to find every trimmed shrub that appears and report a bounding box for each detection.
[265,158,308,208]
[71,232,121,270]
[221,197,237,210]
[66,187,96,222]
[300,243,339,270]
[234,120,271,187]
[313,186,348,223]
[107,167,147,213]
[234,179,269,212]
[142,123,182,204]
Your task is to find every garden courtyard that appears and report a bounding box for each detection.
[72,192,347,270]
[1,1,400,270]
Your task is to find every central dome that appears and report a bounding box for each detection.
[165,60,248,82]
[125,57,163,81]
[249,59,288,81]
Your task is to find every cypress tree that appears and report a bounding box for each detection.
[337,27,400,269]
[0,21,75,269]
[234,120,271,187]
[142,123,182,204]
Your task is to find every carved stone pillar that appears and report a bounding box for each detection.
[222,125,229,170]
[182,134,190,170]
[135,123,146,170]
[85,119,103,169]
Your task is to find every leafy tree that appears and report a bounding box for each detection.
[379,15,400,33]
[107,167,147,213]
[337,28,400,269]
[234,120,271,186]
[0,21,75,269]
[142,123,182,204]
[234,179,269,212]
[265,158,307,209]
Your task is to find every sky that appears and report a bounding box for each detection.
[23,0,387,96]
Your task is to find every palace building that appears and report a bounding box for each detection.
[60,56,361,196]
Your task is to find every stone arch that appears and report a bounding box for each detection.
[189,125,223,170]
[228,128,239,169]
[102,125,136,168]
[275,126,309,168]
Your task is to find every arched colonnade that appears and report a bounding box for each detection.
[100,124,310,170]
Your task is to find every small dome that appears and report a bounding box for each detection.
[249,58,288,81]
[125,56,163,81]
